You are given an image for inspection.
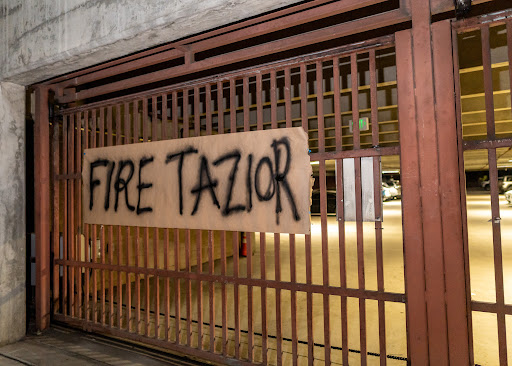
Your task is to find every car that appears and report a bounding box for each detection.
[500,176,512,193]
[505,189,512,204]
[382,182,400,201]
[482,176,504,191]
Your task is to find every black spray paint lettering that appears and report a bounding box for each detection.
[136,156,154,215]
[87,139,300,223]
[213,150,246,216]
[190,156,221,215]
[104,161,116,211]
[89,159,109,211]
[165,146,198,215]
[89,156,155,215]
[272,137,300,224]
[114,160,135,212]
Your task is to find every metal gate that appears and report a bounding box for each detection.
[454,11,512,366]
[40,37,408,366]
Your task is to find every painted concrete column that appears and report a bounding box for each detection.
[0,82,26,345]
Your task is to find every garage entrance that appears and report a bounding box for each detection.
[43,38,407,365]
[32,1,500,365]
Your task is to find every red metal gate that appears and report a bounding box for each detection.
[36,37,410,365]
[453,11,512,366]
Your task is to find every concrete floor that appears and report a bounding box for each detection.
[0,325,203,365]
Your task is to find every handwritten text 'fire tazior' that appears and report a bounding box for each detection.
[82,128,313,234]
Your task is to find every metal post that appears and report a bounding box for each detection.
[35,86,51,331]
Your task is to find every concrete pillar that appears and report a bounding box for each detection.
[0,82,26,345]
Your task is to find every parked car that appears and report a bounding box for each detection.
[382,182,400,201]
[505,189,512,204]
[499,175,512,193]
[481,176,504,191]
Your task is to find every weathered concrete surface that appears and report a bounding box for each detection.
[0,0,303,85]
[0,82,25,345]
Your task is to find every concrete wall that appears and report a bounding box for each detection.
[1,0,303,85]
[0,82,25,345]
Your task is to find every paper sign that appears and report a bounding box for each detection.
[83,127,312,234]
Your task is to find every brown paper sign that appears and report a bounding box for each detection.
[83,127,312,234]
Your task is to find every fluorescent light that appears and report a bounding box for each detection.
[382,170,399,173]
[310,161,319,165]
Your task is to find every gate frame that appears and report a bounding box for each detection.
[32,1,479,364]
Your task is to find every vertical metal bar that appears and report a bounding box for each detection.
[108,225,114,327]
[481,25,495,140]
[98,109,106,326]
[134,103,141,333]
[183,89,193,347]
[488,148,508,365]
[351,54,360,150]
[72,112,82,317]
[351,52,367,366]
[52,114,60,315]
[35,86,51,330]
[229,79,241,359]
[369,49,386,365]
[115,104,122,328]
[76,111,83,319]
[205,83,216,353]
[395,29,430,365]
[123,102,131,331]
[152,96,158,141]
[106,107,114,328]
[107,106,113,146]
[84,111,90,322]
[217,82,228,357]
[452,26,475,366]
[154,226,160,338]
[142,205,149,335]
[333,55,349,365]
[141,99,151,336]
[300,64,314,366]
[355,155,367,366]
[174,93,182,345]
[194,87,203,349]
[319,156,331,366]
[62,115,69,317]
[152,96,160,339]
[256,73,267,364]
[164,228,170,341]
[284,66,298,366]
[161,94,170,340]
[135,225,140,333]
[333,56,342,150]
[508,22,512,140]
[432,20,470,366]
[91,110,98,323]
[68,113,75,318]
[243,76,254,362]
[317,60,331,365]
[162,94,168,140]
[270,69,283,366]
[173,91,179,139]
